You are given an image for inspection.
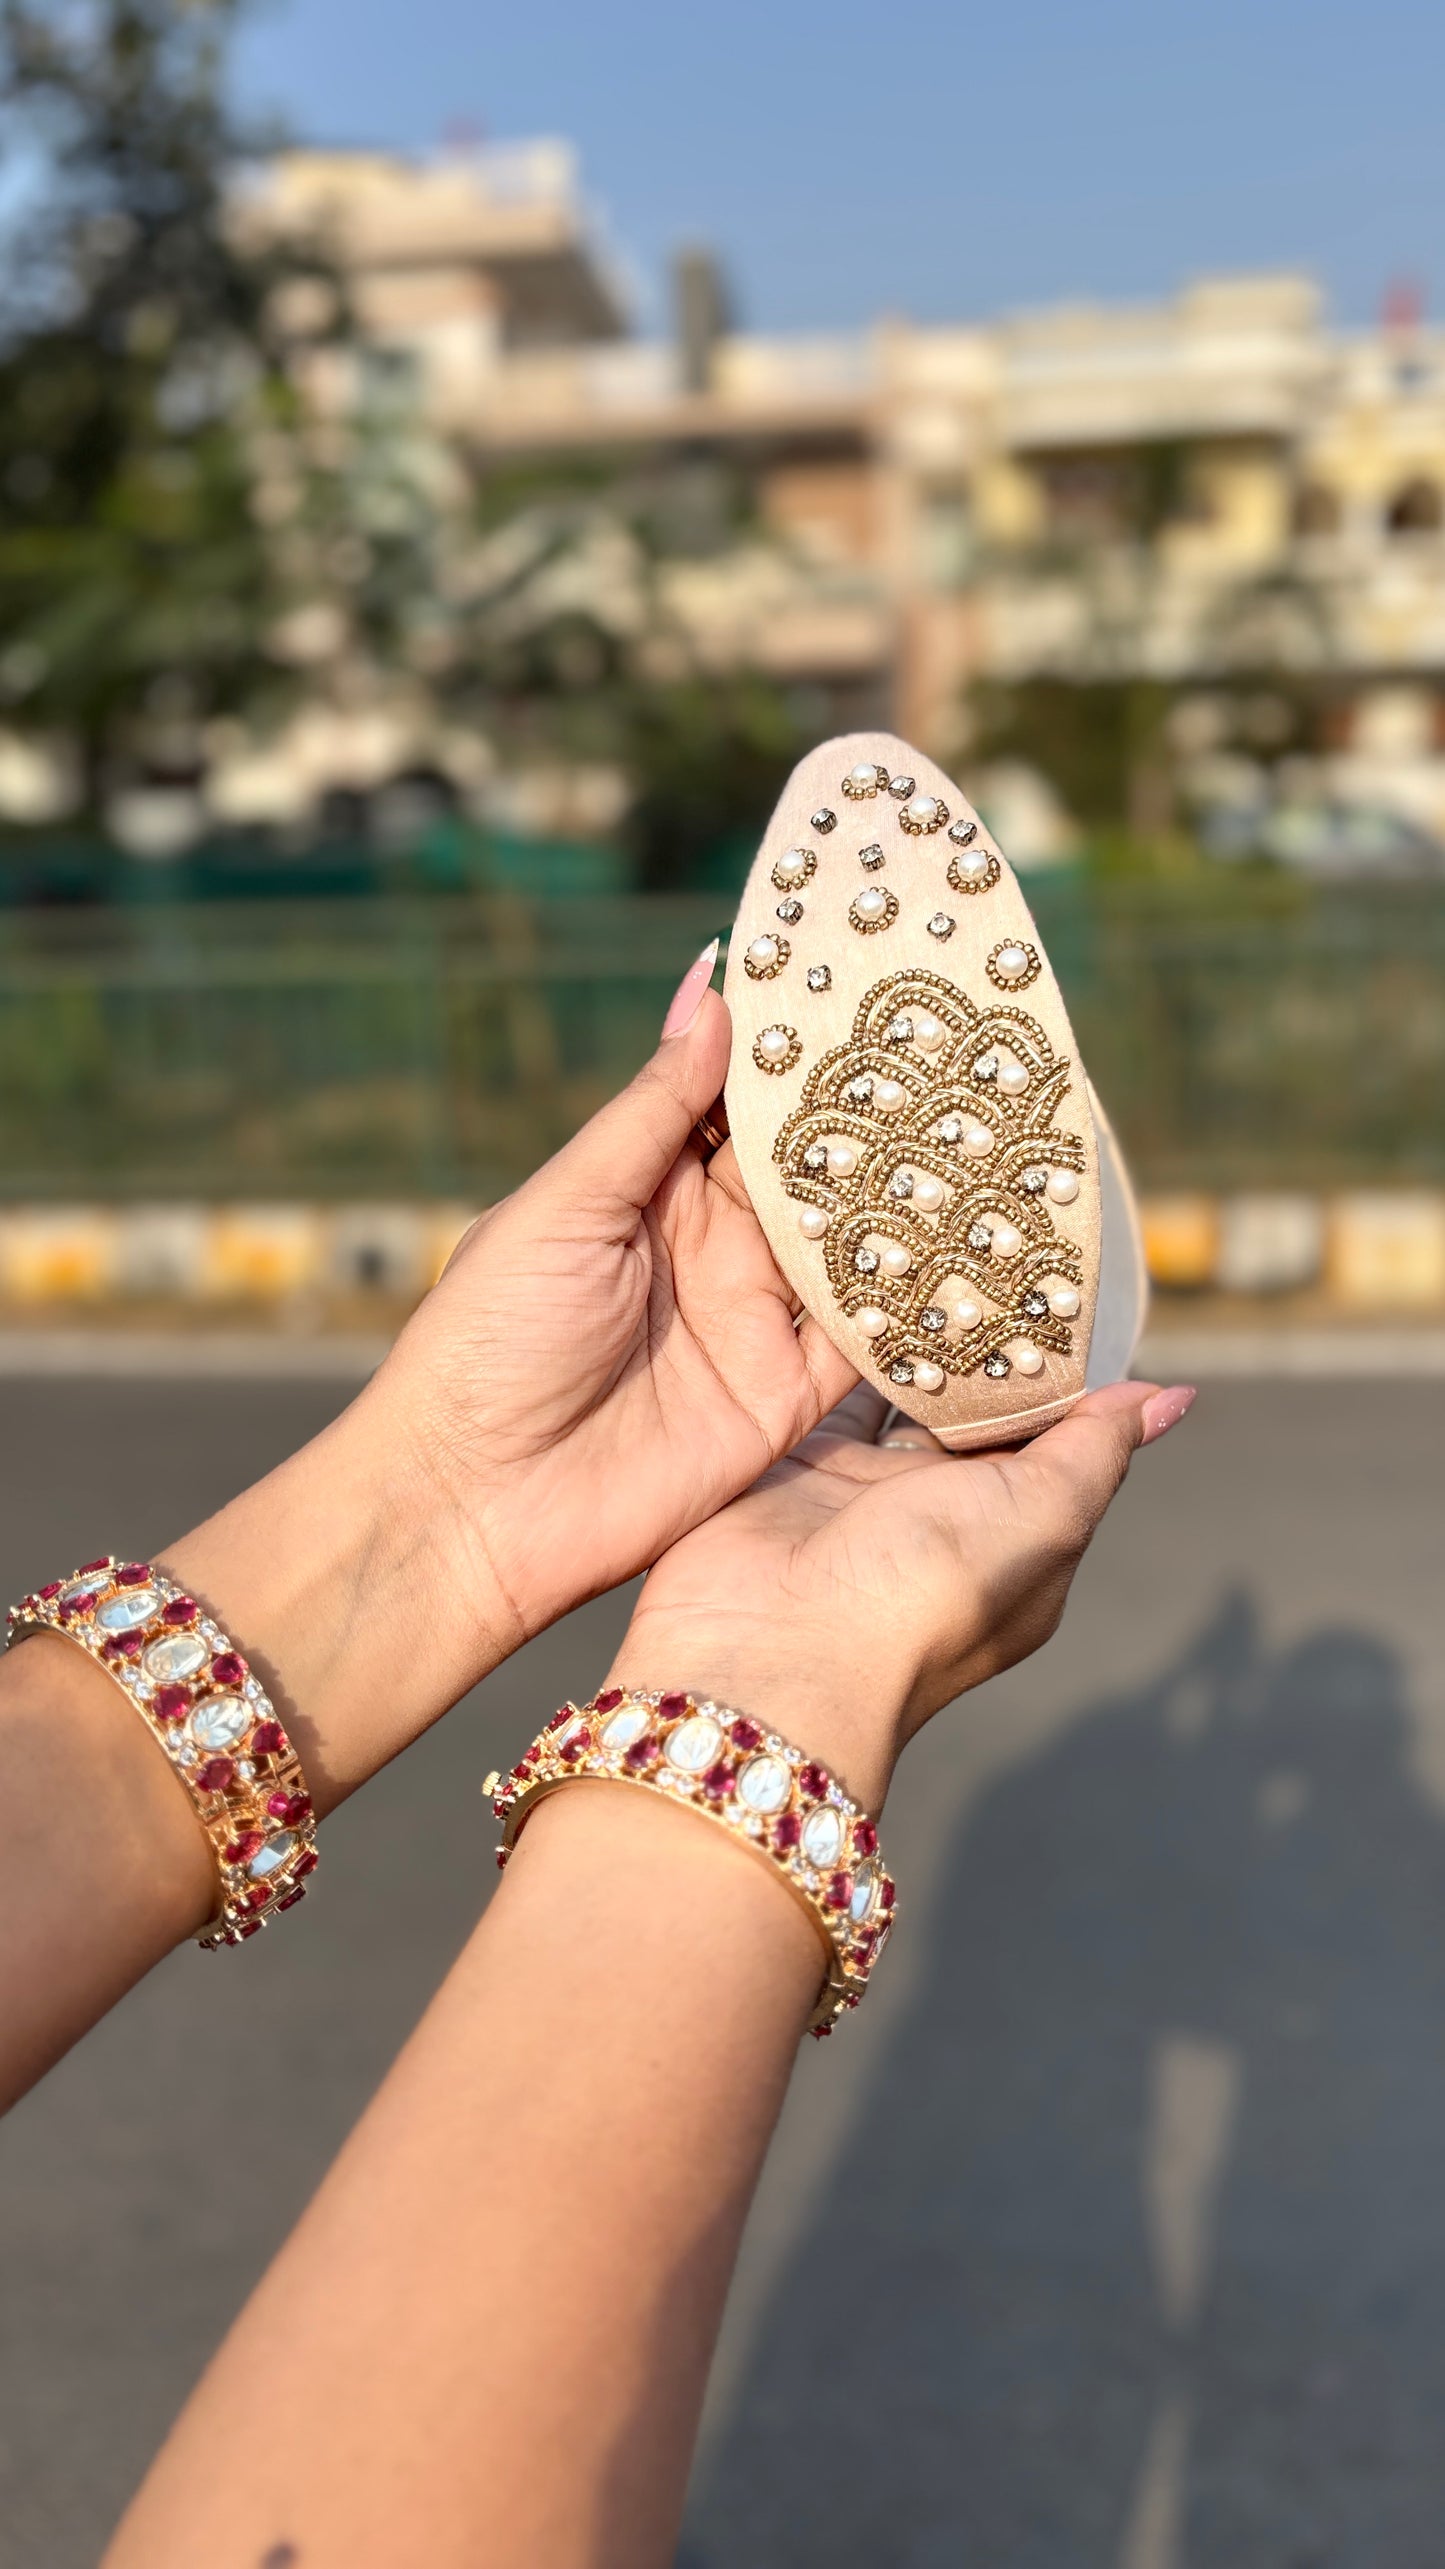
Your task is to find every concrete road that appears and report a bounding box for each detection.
[1,1376,1443,2569]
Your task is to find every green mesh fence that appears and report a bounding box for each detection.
[2,882,1443,1200]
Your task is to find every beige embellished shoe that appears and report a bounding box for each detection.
[723,734,1146,1449]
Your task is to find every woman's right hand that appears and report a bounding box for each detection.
[606,1379,1196,1814]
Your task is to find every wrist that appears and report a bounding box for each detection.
[604,1609,910,1815]
[165,1384,523,1817]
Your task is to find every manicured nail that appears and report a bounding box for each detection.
[1140,1385,1196,1445]
[662,936,720,1037]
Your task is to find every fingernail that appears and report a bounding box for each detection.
[662,936,720,1037]
[1140,1384,1196,1446]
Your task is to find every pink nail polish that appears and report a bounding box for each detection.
[662,936,721,1037]
[1141,1385,1196,1445]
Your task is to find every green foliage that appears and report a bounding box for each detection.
[0,0,341,800]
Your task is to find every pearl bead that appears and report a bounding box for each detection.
[873,1077,905,1111]
[1048,1282,1081,1318]
[954,848,990,881]
[1046,1170,1080,1204]
[913,1011,944,1051]
[747,936,778,967]
[905,794,940,828]
[775,851,806,882]
[855,886,886,918]
[857,1307,889,1338]
[952,1296,982,1331]
[881,1243,912,1278]
[847,761,879,792]
[963,1122,994,1158]
[912,1175,945,1212]
[798,1207,829,1239]
[758,1028,791,1059]
[997,1059,1029,1095]
[1011,1340,1044,1375]
[913,1360,945,1394]
[826,1141,857,1177]
[994,944,1030,983]
[991,1221,1022,1258]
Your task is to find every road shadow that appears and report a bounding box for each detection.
[683,1593,1445,2569]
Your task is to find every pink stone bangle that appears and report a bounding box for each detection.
[5,1558,319,1947]
[484,1688,896,2037]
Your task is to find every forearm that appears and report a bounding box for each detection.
[105,1782,822,2569]
[0,1381,520,2111]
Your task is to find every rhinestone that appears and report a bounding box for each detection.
[919,1306,947,1333]
[948,817,978,846]
[888,1359,915,1386]
[1021,1166,1049,1194]
[665,1713,723,1774]
[235,1759,255,1783]
[887,1014,914,1044]
[913,1360,945,1393]
[983,1351,1011,1379]
[938,1116,964,1144]
[850,1863,879,1921]
[600,1704,651,1754]
[60,1575,102,1605]
[927,912,956,940]
[967,1220,993,1252]
[845,1074,874,1105]
[249,1832,296,1880]
[189,1693,251,1751]
[142,1632,208,1684]
[801,1805,845,1868]
[95,1588,159,1632]
[803,1142,828,1171]
[974,1052,999,1083]
[887,773,915,799]
[810,807,837,833]
[854,1246,880,1274]
[858,842,886,870]
[889,1171,914,1199]
[806,964,831,991]
[1022,1290,1049,1321]
[738,1754,791,1815]
[776,897,804,924]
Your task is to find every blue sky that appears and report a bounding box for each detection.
[236,0,1445,336]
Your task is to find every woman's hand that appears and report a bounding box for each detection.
[375,951,852,1647]
[607,1377,1196,1811]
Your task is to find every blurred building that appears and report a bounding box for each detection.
[25,141,1445,859]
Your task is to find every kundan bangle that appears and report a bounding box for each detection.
[5,1557,318,1947]
[485,1688,896,2036]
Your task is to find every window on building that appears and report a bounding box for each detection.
[1386,476,1442,535]
[1292,482,1341,537]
